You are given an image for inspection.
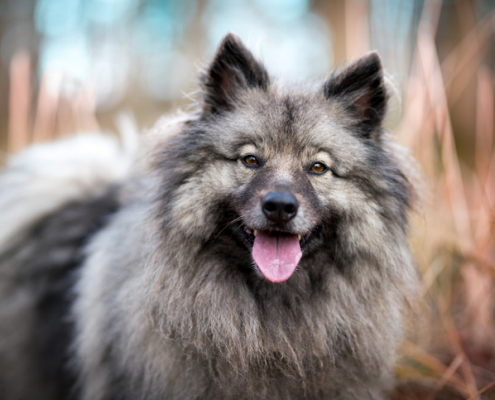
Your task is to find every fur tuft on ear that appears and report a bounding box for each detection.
[324,51,388,137]
[201,33,269,115]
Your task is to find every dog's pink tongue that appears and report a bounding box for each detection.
[252,231,302,282]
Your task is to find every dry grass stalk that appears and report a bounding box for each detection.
[8,52,100,154]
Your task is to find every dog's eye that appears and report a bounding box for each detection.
[310,162,327,174]
[242,155,260,167]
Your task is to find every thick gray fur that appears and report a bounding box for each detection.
[0,34,418,400]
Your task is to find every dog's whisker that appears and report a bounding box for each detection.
[214,215,245,240]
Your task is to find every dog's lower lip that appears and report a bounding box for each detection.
[241,226,310,248]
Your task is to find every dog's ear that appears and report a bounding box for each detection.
[324,51,388,137]
[201,33,269,115]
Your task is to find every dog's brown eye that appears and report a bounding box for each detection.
[242,155,259,166]
[310,162,327,174]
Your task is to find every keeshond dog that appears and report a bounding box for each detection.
[0,34,418,400]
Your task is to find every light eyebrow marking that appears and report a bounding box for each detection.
[305,149,334,169]
[238,144,258,156]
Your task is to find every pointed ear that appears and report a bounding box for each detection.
[324,51,388,137]
[201,33,269,115]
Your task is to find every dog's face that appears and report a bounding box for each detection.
[164,34,410,283]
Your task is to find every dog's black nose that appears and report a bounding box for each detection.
[261,192,299,223]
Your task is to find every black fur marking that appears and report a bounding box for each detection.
[18,188,120,399]
[323,51,388,137]
[201,33,269,115]
[282,97,296,136]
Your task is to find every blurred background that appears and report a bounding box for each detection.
[0,0,495,398]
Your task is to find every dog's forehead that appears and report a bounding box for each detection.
[221,87,364,159]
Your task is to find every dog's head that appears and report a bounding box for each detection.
[158,33,413,283]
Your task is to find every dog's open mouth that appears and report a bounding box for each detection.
[242,228,308,282]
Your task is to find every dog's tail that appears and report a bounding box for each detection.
[0,114,138,249]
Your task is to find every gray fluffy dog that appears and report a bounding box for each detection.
[0,34,418,399]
